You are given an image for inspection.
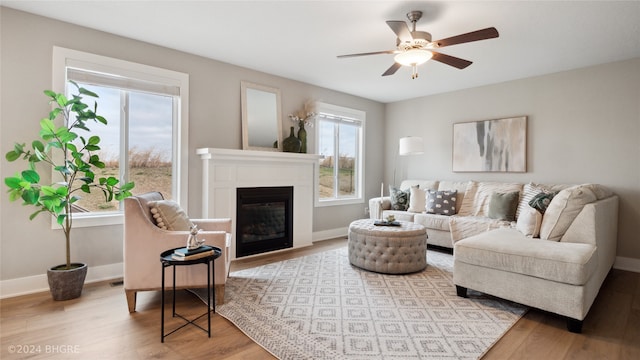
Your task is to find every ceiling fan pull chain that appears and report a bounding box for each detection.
[411,65,418,79]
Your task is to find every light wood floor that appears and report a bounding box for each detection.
[1,238,638,359]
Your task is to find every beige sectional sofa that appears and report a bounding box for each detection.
[368,180,618,332]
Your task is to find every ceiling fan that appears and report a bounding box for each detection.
[337,11,499,79]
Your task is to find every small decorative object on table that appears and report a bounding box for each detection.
[374,214,401,226]
[288,100,315,154]
[186,225,204,250]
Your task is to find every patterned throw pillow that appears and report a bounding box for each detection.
[425,190,457,215]
[529,191,558,214]
[389,186,411,211]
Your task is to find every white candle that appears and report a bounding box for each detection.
[381,182,384,198]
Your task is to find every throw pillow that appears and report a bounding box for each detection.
[487,191,520,221]
[539,185,597,241]
[148,200,194,231]
[529,191,558,214]
[389,186,411,211]
[516,182,548,219]
[516,205,543,237]
[425,190,457,215]
[407,185,427,213]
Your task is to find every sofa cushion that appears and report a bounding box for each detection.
[148,200,194,231]
[449,215,511,242]
[458,181,523,217]
[414,213,451,231]
[540,185,597,241]
[425,190,457,215]
[389,186,411,211]
[408,185,427,213]
[454,228,597,285]
[438,181,471,214]
[516,206,543,237]
[488,191,520,221]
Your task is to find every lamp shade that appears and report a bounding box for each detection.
[394,49,433,66]
[399,136,424,156]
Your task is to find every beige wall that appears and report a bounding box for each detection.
[0,8,385,281]
[385,58,640,261]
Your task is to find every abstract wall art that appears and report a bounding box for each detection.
[453,116,527,172]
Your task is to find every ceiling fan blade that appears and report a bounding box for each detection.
[382,62,402,76]
[386,20,413,42]
[434,27,499,48]
[431,52,473,69]
[337,50,397,59]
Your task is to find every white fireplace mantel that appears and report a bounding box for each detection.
[196,148,322,259]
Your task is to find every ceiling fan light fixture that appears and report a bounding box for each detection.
[394,49,433,66]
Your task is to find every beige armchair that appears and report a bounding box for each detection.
[124,192,232,313]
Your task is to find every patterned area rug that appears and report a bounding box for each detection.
[196,247,527,360]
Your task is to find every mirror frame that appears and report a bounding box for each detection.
[241,81,283,151]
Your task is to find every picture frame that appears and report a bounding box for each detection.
[452,116,527,172]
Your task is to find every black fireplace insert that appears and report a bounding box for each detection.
[236,186,293,258]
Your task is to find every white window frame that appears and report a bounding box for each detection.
[314,102,365,207]
[52,46,189,228]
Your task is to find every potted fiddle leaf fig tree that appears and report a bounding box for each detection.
[4,81,135,301]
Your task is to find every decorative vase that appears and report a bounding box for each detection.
[47,263,88,301]
[297,122,307,153]
[283,126,301,153]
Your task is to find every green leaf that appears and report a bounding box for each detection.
[32,140,45,152]
[5,150,20,162]
[95,115,107,125]
[81,184,91,193]
[120,182,135,192]
[105,177,119,186]
[55,93,68,107]
[78,87,98,98]
[39,118,56,136]
[48,107,62,121]
[29,209,47,221]
[44,89,57,98]
[21,170,40,183]
[87,136,100,145]
[56,187,69,196]
[56,214,66,226]
[21,188,40,205]
[4,176,22,189]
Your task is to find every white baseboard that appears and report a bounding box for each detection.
[0,262,123,299]
[613,256,640,273]
[313,227,348,242]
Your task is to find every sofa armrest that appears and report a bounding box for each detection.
[369,197,391,219]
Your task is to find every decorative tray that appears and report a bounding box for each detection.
[374,220,401,227]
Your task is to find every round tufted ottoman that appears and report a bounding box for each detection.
[348,219,427,274]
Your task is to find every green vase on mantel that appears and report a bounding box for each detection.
[297,123,307,153]
[283,126,301,153]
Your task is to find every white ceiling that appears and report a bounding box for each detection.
[3,1,640,103]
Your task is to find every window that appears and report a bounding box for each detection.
[315,102,365,206]
[53,47,189,227]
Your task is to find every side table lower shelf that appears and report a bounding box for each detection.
[160,247,222,342]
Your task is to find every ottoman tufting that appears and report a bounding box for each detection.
[348,219,428,274]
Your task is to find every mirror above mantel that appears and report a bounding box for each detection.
[241,81,283,151]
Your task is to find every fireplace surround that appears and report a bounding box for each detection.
[197,148,321,259]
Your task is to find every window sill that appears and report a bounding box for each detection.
[50,212,124,229]
[315,197,363,207]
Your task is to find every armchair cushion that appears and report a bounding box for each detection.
[148,200,194,231]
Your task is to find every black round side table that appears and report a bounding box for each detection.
[160,246,222,342]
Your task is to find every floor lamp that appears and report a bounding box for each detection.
[393,136,424,186]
